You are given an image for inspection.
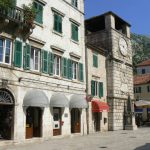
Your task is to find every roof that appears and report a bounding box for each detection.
[134,74,150,85]
[85,11,131,27]
[136,59,150,67]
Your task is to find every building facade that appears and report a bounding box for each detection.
[85,12,134,130]
[134,59,150,121]
[0,0,87,143]
[85,44,109,133]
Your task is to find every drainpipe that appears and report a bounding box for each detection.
[85,39,89,134]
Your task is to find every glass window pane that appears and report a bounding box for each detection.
[5,39,11,64]
[30,48,34,70]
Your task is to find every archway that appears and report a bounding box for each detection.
[71,108,81,133]
[0,89,14,140]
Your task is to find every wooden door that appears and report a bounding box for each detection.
[71,108,81,133]
[26,107,42,139]
[53,108,61,136]
[26,107,33,139]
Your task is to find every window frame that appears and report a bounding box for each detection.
[71,22,79,42]
[93,52,98,68]
[71,0,78,8]
[0,37,12,65]
[72,61,78,80]
[30,47,41,72]
[33,1,44,24]
[53,12,63,34]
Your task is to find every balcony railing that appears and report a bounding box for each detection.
[0,6,24,24]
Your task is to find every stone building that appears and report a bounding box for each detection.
[85,43,109,133]
[85,11,134,130]
[134,59,150,121]
[0,0,87,144]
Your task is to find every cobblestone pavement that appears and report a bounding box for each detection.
[1,127,150,150]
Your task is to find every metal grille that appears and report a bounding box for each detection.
[0,89,14,104]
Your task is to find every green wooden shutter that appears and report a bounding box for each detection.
[58,16,62,33]
[93,54,98,67]
[54,14,62,33]
[72,24,78,41]
[91,80,95,96]
[71,24,74,40]
[23,44,31,70]
[54,14,58,31]
[34,2,43,24]
[62,57,67,78]
[14,40,22,68]
[67,59,72,79]
[49,52,54,76]
[38,4,43,24]
[42,50,48,73]
[99,82,104,98]
[75,25,78,41]
[79,63,83,82]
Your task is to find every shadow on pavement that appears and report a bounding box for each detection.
[135,143,150,150]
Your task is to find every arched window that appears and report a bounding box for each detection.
[0,89,14,105]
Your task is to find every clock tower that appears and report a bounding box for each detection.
[85,12,135,130]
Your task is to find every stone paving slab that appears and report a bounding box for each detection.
[1,127,150,150]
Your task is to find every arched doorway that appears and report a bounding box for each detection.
[26,107,42,139]
[71,108,81,133]
[0,89,14,140]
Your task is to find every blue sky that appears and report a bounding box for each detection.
[85,0,150,35]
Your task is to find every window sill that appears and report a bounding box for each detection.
[24,69,42,75]
[0,63,12,69]
[53,75,61,79]
[34,21,43,28]
[52,30,63,37]
[71,39,79,45]
[72,79,79,83]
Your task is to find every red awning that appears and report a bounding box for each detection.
[92,100,109,112]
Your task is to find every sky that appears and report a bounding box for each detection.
[85,0,150,35]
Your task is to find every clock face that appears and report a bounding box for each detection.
[119,38,128,56]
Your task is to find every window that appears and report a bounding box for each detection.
[135,87,142,93]
[54,55,61,76]
[91,81,98,96]
[91,80,104,98]
[30,47,40,71]
[142,69,145,74]
[54,13,62,33]
[71,0,78,8]
[33,1,43,24]
[71,23,79,42]
[0,38,12,64]
[93,53,98,68]
[72,61,78,80]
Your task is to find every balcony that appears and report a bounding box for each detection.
[0,6,35,39]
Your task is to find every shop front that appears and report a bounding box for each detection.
[23,90,49,139]
[69,94,88,134]
[50,93,69,136]
[91,99,109,132]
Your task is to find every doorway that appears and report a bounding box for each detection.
[0,89,14,140]
[53,108,61,136]
[26,107,42,139]
[0,105,14,140]
[71,108,81,133]
[93,112,101,132]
